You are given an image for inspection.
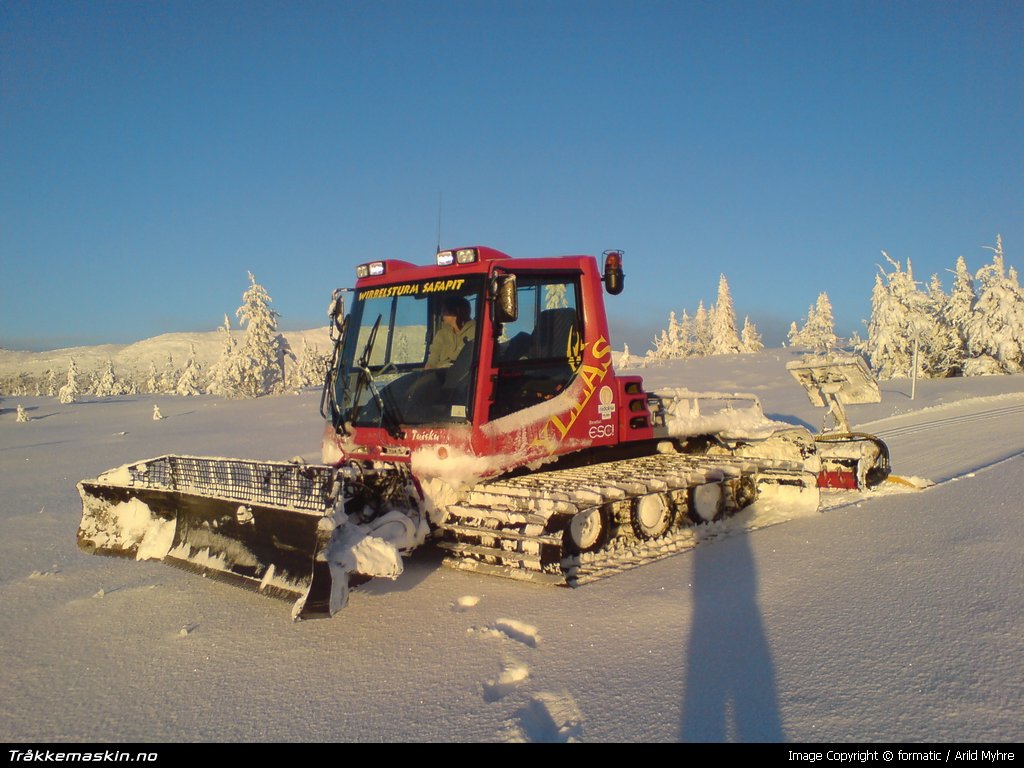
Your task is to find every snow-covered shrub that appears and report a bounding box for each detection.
[962,354,1004,376]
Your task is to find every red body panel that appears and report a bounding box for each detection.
[817,470,858,490]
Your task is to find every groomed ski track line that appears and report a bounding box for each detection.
[870,401,1024,440]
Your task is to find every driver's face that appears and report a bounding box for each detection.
[441,313,458,329]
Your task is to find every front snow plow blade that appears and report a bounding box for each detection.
[77,456,339,620]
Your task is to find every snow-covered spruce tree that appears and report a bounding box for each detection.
[289,337,329,390]
[965,235,1024,373]
[235,272,283,398]
[786,321,801,347]
[788,293,836,353]
[158,354,179,394]
[740,316,764,353]
[692,301,712,357]
[864,253,948,379]
[651,311,685,359]
[923,273,962,376]
[649,329,668,360]
[16,404,30,423]
[944,255,975,364]
[802,293,838,353]
[788,303,817,349]
[666,311,684,358]
[93,359,123,397]
[709,274,742,354]
[674,309,694,358]
[58,358,80,404]
[813,292,837,352]
[647,274,756,359]
[176,344,203,396]
[45,369,58,397]
[145,361,160,394]
[619,344,633,368]
[207,315,244,397]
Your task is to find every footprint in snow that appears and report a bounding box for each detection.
[451,595,480,612]
[483,659,529,702]
[505,691,583,743]
[492,618,541,647]
[471,618,541,648]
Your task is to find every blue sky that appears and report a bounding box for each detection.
[2,0,1021,352]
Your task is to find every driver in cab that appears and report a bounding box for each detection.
[426,297,475,368]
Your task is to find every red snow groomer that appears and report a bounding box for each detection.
[78,247,890,619]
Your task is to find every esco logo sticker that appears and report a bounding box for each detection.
[588,423,615,439]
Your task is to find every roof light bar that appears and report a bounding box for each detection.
[437,248,478,266]
[356,261,386,278]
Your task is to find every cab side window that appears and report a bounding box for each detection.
[490,277,581,420]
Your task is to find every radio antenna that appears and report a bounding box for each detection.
[436,191,443,253]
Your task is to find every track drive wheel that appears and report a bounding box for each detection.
[630,493,674,540]
[564,507,609,554]
[689,482,724,523]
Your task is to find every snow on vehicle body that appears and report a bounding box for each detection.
[77,246,876,620]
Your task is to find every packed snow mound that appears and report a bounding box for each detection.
[658,389,795,440]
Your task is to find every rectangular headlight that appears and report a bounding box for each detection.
[436,250,455,266]
[356,261,386,278]
[455,248,478,264]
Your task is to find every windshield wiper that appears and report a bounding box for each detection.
[350,315,405,439]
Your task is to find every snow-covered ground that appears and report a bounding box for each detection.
[1,349,1021,743]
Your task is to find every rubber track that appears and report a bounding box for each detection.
[437,451,813,587]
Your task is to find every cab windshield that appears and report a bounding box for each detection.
[334,277,484,429]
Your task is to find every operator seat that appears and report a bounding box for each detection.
[531,308,578,359]
[441,339,475,403]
